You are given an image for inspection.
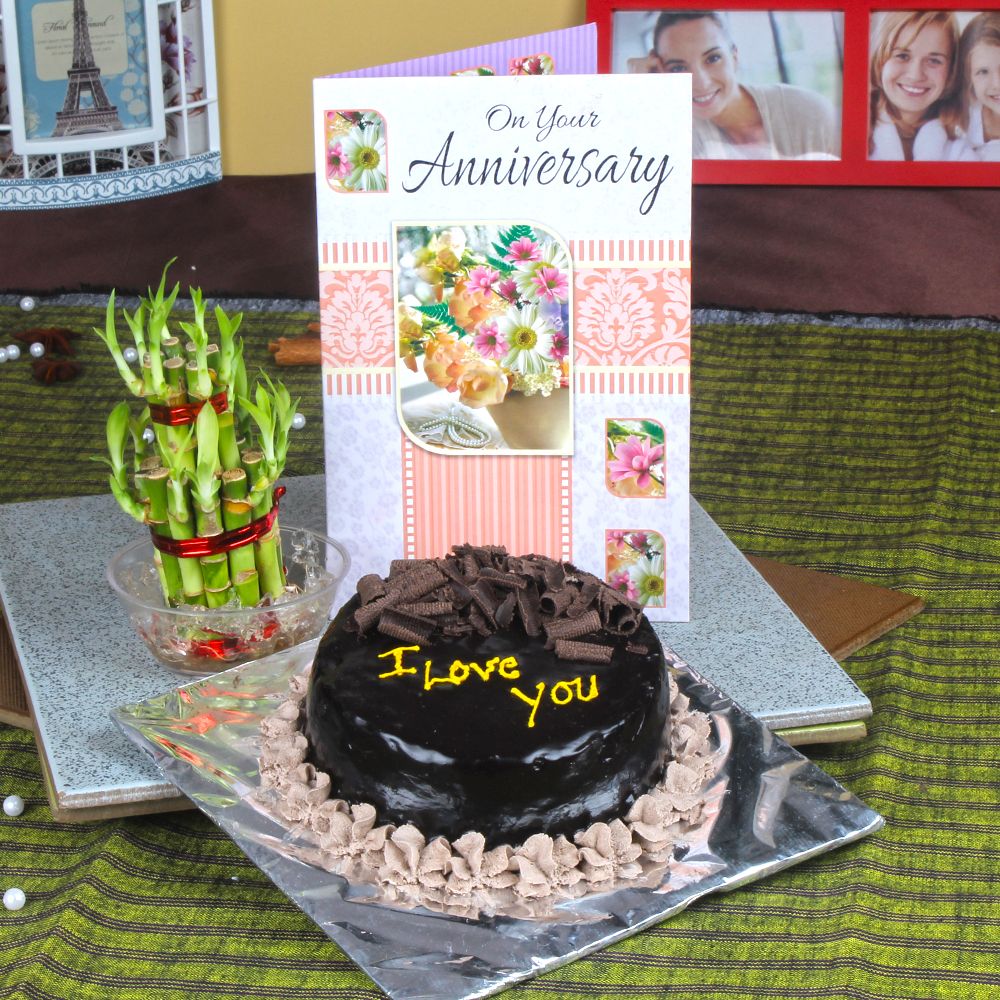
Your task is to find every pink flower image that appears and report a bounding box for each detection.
[467,266,500,296]
[608,569,639,601]
[497,277,519,301]
[550,331,569,361]
[607,530,628,549]
[505,237,541,264]
[474,321,508,360]
[629,531,650,551]
[531,266,568,303]
[327,141,351,180]
[608,436,664,492]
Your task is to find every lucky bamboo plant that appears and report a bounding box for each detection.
[96,265,298,609]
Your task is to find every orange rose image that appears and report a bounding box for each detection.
[449,279,499,334]
[423,333,468,393]
[456,362,509,408]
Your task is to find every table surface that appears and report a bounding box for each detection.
[0,300,997,1000]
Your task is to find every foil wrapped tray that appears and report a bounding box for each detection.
[112,644,882,1000]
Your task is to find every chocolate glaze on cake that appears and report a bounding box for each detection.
[306,546,670,848]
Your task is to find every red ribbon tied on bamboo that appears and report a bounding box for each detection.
[149,486,286,558]
[148,390,229,427]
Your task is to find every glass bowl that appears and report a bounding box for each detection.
[107,524,350,675]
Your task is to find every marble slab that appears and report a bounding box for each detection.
[0,477,869,814]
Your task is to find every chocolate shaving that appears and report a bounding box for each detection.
[399,601,452,618]
[544,609,602,641]
[478,568,527,590]
[356,574,387,605]
[566,578,601,618]
[539,587,573,616]
[554,639,614,664]
[516,581,543,636]
[388,564,448,603]
[353,595,391,633]
[377,609,434,645]
[626,642,650,656]
[495,590,517,629]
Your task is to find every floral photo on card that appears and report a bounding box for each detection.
[606,529,666,607]
[324,110,387,193]
[509,53,555,75]
[394,222,573,454]
[605,419,666,498]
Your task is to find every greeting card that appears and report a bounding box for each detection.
[315,51,692,620]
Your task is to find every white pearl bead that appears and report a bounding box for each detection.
[142,427,156,444]
[291,412,306,430]
[2,795,24,817]
[19,296,36,311]
[123,347,139,363]
[29,342,45,358]
[2,888,25,911]
[0,348,7,363]
[4,344,20,361]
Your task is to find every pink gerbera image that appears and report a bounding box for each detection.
[504,236,541,264]
[473,321,508,360]
[327,141,351,180]
[531,266,569,303]
[467,266,500,296]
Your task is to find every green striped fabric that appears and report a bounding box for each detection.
[2,303,998,998]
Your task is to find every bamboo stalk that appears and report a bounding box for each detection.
[191,403,233,608]
[137,467,183,605]
[222,469,261,606]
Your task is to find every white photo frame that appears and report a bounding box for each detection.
[1,0,165,154]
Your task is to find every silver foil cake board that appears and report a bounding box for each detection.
[112,649,883,1000]
[0,476,869,818]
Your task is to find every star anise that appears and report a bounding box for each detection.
[31,357,82,384]
[14,327,80,356]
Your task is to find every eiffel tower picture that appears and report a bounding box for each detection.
[51,0,124,137]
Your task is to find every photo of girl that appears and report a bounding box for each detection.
[620,10,841,160]
[868,11,963,160]
[949,12,1000,160]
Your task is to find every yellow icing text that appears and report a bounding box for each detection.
[424,654,520,690]
[373,644,597,728]
[377,645,421,679]
[510,675,600,727]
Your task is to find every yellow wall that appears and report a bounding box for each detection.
[215,0,587,176]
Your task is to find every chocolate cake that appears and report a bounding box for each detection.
[305,546,670,847]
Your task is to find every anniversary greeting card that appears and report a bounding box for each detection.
[315,67,692,620]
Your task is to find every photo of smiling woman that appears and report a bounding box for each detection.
[868,11,963,160]
[618,9,842,160]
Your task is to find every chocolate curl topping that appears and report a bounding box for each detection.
[544,609,602,642]
[626,642,650,656]
[347,545,651,653]
[554,639,614,664]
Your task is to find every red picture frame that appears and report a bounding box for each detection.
[587,0,1000,184]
